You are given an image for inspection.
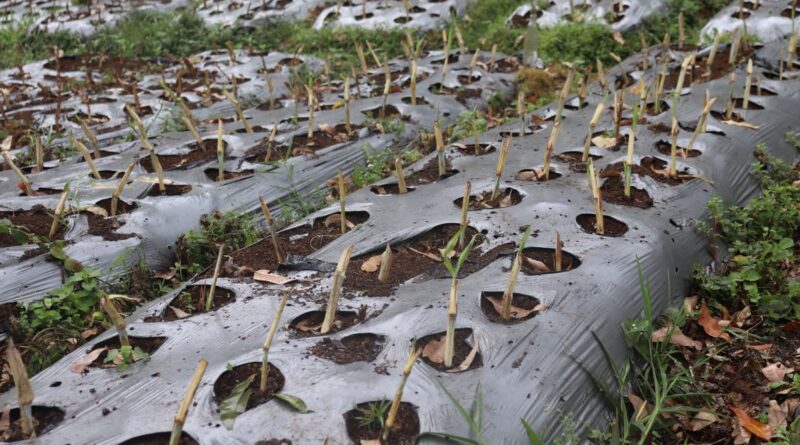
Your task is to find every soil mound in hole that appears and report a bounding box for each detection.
[344,401,420,445]
[555,151,602,173]
[603,159,693,186]
[405,157,458,185]
[87,214,136,241]
[454,188,522,210]
[93,197,137,215]
[516,168,561,182]
[576,214,629,237]
[146,183,193,196]
[140,139,219,172]
[118,432,199,445]
[418,328,482,372]
[481,291,544,324]
[599,176,654,209]
[87,336,166,369]
[655,140,701,158]
[0,205,65,247]
[160,285,236,321]
[308,333,386,364]
[1,406,65,441]
[213,362,285,411]
[521,247,581,274]
[289,308,366,337]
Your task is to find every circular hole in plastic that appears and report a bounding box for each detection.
[117,431,200,445]
[520,247,581,274]
[600,176,654,209]
[161,285,236,321]
[49,381,62,388]
[146,183,193,196]
[86,336,167,370]
[480,291,544,324]
[93,197,138,216]
[417,328,482,372]
[308,333,386,364]
[370,184,417,195]
[452,142,496,156]
[655,140,701,158]
[344,401,419,444]
[576,214,629,237]
[1,406,64,442]
[213,362,285,412]
[453,188,523,211]
[289,309,365,337]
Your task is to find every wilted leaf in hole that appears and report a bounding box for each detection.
[220,374,255,430]
[688,411,719,431]
[524,257,550,273]
[360,255,382,273]
[294,318,322,332]
[323,214,354,229]
[592,135,618,148]
[84,206,108,217]
[455,341,479,372]
[319,123,337,137]
[722,120,760,130]
[682,296,698,315]
[253,270,296,285]
[734,306,751,327]
[360,440,381,445]
[499,194,513,208]
[768,400,787,429]
[762,363,794,383]
[626,393,650,420]
[517,169,547,181]
[69,348,107,374]
[698,303,731,340]
[732,407,772,440]
[408,247,442,262]
[651,326,702,350]
[170,306,191,319]
[273,393,308,413]
[421,336,446,364]
[486,296,547,319]
[745,343,773,351]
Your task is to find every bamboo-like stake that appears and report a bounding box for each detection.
[459,181,471,249]
[33,133,43,172]
[169,359,208,445]
[79,119,100,159]
[587,159,604,235]
[410,51,418,105]
[216,120,225,182]
[394,158,407,194]
[111,159,136,216]
[306,85,315,140]
[179,101,203,146]
[517,89,526,135]
[321,245,353,334]
[267,75,275,109]
[365,40,381,68]
[6,340,34,438]
[205,244,226,312]
[223,90,252,134]
[260,294,288,393]
[678,12,685,49]
[381,56,391,119]
[543,119,561,181]
[613,89,623,140]
[258,197,284,264]
[49,185,69,239]
[355,41,368,74]
[500,249,523,320]
[454,22,467,56]
[639,31,649,71]
[378,244,393,283]
[434,119,445,177]
[441,29,451,88]
[2,151,33,195]
[596,58,607,91]
[555,231,562,272]
[338,169,347,235]
[127,106,165,192]
[344,77,352,134]
[707,34,721,75]
[489,44,497,72]
[729,29,741,65]
[725,72,737,120]
[742,59,753,111]
[582,102,604,162]
[687,97,718,152]
[100,295,130,347]
[444,276,459,368]
[264,123,278,162]
[383,344,421,438]
[669,117,679,177]
[491,135,511,200]
[554,70,574,125]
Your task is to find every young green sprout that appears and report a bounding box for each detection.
[6,340,34,438]
[126,106,166,193]
[378,244,393,283]
[179,101,203,146]
[491,135,511,200]
[383,342,422,440]
[338,169,347,235]
[217,120,225,182]
[49,184,69,239]
[582,102,604,162]
[169,359,208,445]
[100,295,130,347]
[394,158,407,194]
[111,159,136,216]
[443,229,479,368]
[321,245,354,335]
[205,243,226,312]
[459,181,471,249]
[223,90,252,134]
[70,135,101,181]
[587,159,604,235]
[501,226,532,321]
[261,293,288,393]
[434,119,446,177]
[2,151,33,195]
[258,197,284,264]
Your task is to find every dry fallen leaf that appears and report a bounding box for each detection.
[455,341,480,372]
[651,326,702,350]
[768,400,788,429]
[253,270,297,285]
[319,123,338,137]
[84,205,109,217]
[698,302,731,340]
[323,214,354,229]
[613,31,626,45]
[408,247,442,262]
[688,411,719,431]
[421,336,446,364]
[154,268,177,280]
[0,404,9,434]
[80,327,98,340]
[69,348,107,374]
[732,407,773,441]
[486,296,547,319]
[722,120,760,130]
[360,440,381,445]
[516,168,547,181]
[360,255,382,273]
[627,393,650,421]
[683,296,698,315]
[294,318,322,332]
[170,306,191,319]
[592,135,618,148]
[524,257,551,273]
[745,344,773,351]
[762,363,794,383]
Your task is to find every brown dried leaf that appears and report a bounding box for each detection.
[408,247,442,262]
[69,348,107,374]
[627,393,650,420]
[722,120,760,130]
[360,255,382,273]
[698,302,731,340]
[688,411,719,431]
[768,400,788,429]
[486,296,547,319]
[295,318,322,332]
[516,169,546,181]
[762,363,794,383]
[732,407,772,440]
[651,326,702,350]
[592,135,618,148]
[499,194,513,208]
[455,341,480,372]
[0,404,9,433]
[84,205,109,217]
[524,257,550,273]
[319,123,338,137]
[80,327,98,340]
[422,336,447,364]
[323,214,354,229]
[154,268,177,280]
[169,306,191,319]
[360,440,381,445]
[253,270,297,285]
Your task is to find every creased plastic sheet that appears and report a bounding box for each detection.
[701,0,800,43]
[0,49,515,306]
[507,0,666,31]
[313,0,467,31]
[3,37,798,444]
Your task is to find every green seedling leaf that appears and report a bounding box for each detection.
[454,235,479,275]
[517,226,533,255]
[220,373,255,430]
[273,393,308,413]
[521,419,545,445]
[442,228,463,276]
[470,384,483,432]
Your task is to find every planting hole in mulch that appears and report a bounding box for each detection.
[146,183,193,196]
[245,140,291,163]
[308,333,386,364]
[93,170,124,180]
[678,120,726,136]
[428,84,482,105]
[655,140,701,158]
[401,96,429,105]
[555,151,602,173]
[289,308,366,337]
[290,129,354,155]
[203,169,254,182]
[731,97,765,110]
[454,188,523,210]
[418,328,482,372]
[87,336,166,369]
[344,401,420,445]
[453,142,496,156]
[0,406,65,442]
[362,105,405,120]
[118,432,199,445]
[590,131,629,151]
[18,187,63,197]
[93,197,138,216]
[0,205,65,247]
[750,85,777,96]
[711,110,745,123]
[603,159,694,186]
[370,184,417,195]
[644,100,671,115]
[576,214,629,237]
[520,247,581,274]
[516,167,561,181]
[599,176,655,209]
[213,362,285,411]
[140,139,221,172]
[160,285,236,321]
[87,213,136,241]
[404,157,458,185]
[480,291,545,324]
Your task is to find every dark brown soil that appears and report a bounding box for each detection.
[603,159,693,186]
[0,205,64,247]
[88,336,166,368]
[203,169,254,182]
[405,157,458,186]
[418,328,482,372]
[93,198,138,216]
[146,183,193,196]
[454,143,496,156]
[118,432,199,445]
[555,151,602,173]
[308,333,386,364]
[515,168,562,181]
[664,45,754,88]
[731,97,764,110]
[521,247,581,274]
[215,212,370,278]
[244,140,292,162]
[649,122,673,134]
[87,214,137,241]
[711,109,744,123]
[159,285,236,321]
[576,214,629,237]
[370,184,417,195]
[1,406,65,441]
[600,175,654,209]
[255,440,292,445]
[428,84,482,105]
[655,140,701,158]
[288,309,366,337]
[344,401,420,445]
[140,139,219,172]
[454,188,523,210]
[290,130,352,155]
[213,362,285,411]
[480,291,543,324]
